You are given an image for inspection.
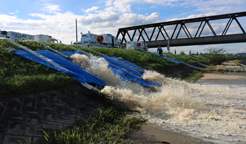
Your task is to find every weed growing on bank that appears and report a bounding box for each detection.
[164,53,208,65]
[177,70,204,83]
[41,107,142,144]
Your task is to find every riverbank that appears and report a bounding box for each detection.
[199,73,246,79]
[1,40,246,143]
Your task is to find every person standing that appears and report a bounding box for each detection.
[157,46,163,57]
[174,49,176,54]
[189,50,191,55]
[87,43,89,47]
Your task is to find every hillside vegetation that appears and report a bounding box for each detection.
[0,40,77,97]
[1,40,245,96]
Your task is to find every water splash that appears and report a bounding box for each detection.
[70,54,121,85]
[142,70,164,82]
[101,71,246,143]
[70,53,246,143]
[69,53,91,68]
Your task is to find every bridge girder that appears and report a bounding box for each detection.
[116,11,246,47]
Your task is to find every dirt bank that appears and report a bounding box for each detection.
[200,73,246,79]
[157,65,194,77]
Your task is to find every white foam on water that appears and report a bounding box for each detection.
[101,72,246,144]
[70,54,246,143]
[142,70,164,82]
[70,54,121,86]
[69,53,91,68]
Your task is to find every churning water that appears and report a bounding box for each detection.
[70,54,121,85]
[71,53,246,144]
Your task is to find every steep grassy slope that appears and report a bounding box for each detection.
[0,40,77,97]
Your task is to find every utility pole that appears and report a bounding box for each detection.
[167,37,170,53]
[75,19,78,42]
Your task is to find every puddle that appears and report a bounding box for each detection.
[127,123,215,144]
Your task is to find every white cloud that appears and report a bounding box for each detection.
[84,6,100,13]
[190,0,246,13]
[105,0,114,6]
[0,2,162,44]
[111,0,246,14]
[0,12,81,43]
[199,45,224,52]
[80,7,119,25]
[117,12,161,26]
[41,3,61,14]
[240,49,246,53]
[1,0,245,54]
[150,5,157,8]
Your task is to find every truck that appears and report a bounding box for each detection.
[0,30,59,43]
[101,34,119,48]
[125,41,148,51]
[74,31,119,48]
[34,34,58,43]
[74,31,147,51]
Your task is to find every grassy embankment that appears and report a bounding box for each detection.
[39,107,142,144]
[163,52,246,81]
[233,59,246,72]
[0,40,77,98]
[1,40,143,144]
[0,40,176,144]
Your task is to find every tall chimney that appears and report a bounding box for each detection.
[75,19,78,42]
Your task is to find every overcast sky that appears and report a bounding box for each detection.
[0,0,246,54]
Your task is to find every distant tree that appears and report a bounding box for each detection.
[205,48,226,65]
[179,51,186,56]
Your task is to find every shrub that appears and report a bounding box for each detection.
[204,48,226,65]
[179,51,186,56]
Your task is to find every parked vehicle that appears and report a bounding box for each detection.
[34,34,58,43]
[0,30,58,43]
[125,41,148,51]
[74,31,119,48]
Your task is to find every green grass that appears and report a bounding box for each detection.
[41,107,142,144]
[164,53,207,65]
[164,53,246,66]
[234,60,241,65]
[177,70,204,83]
[17,93,143,144]
[233,60,246,72]
[18,41,76,51]
[0,40,77,97]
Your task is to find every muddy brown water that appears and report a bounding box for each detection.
[127,72,246,144]
[126,123,215,144]
[197,73,246,85]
